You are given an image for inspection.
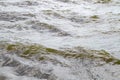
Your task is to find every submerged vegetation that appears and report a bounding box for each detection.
[42,10,64,19]
[0,42,120,65]
[90,15,99,19]
[0,0,119,79]
[96,0,111,3]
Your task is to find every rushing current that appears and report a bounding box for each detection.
[0,0,120,80]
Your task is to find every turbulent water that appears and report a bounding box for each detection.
[0,0,120,80]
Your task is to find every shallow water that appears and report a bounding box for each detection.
[0,0,120,80]
[0,0,120,56]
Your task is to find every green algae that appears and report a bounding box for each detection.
[99,50,110,56]
[105,58,115,63]
[3,43,44,57]
[96,0,111,3]
[90,15,99,19]
[46,48,61,53]
[42,10,64,19]
[114,60,120,65]
[1,42,120,65]
[39,22,55,30]
[7,44,17,51]
[39,56,46,60]
[22,45,41,55]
